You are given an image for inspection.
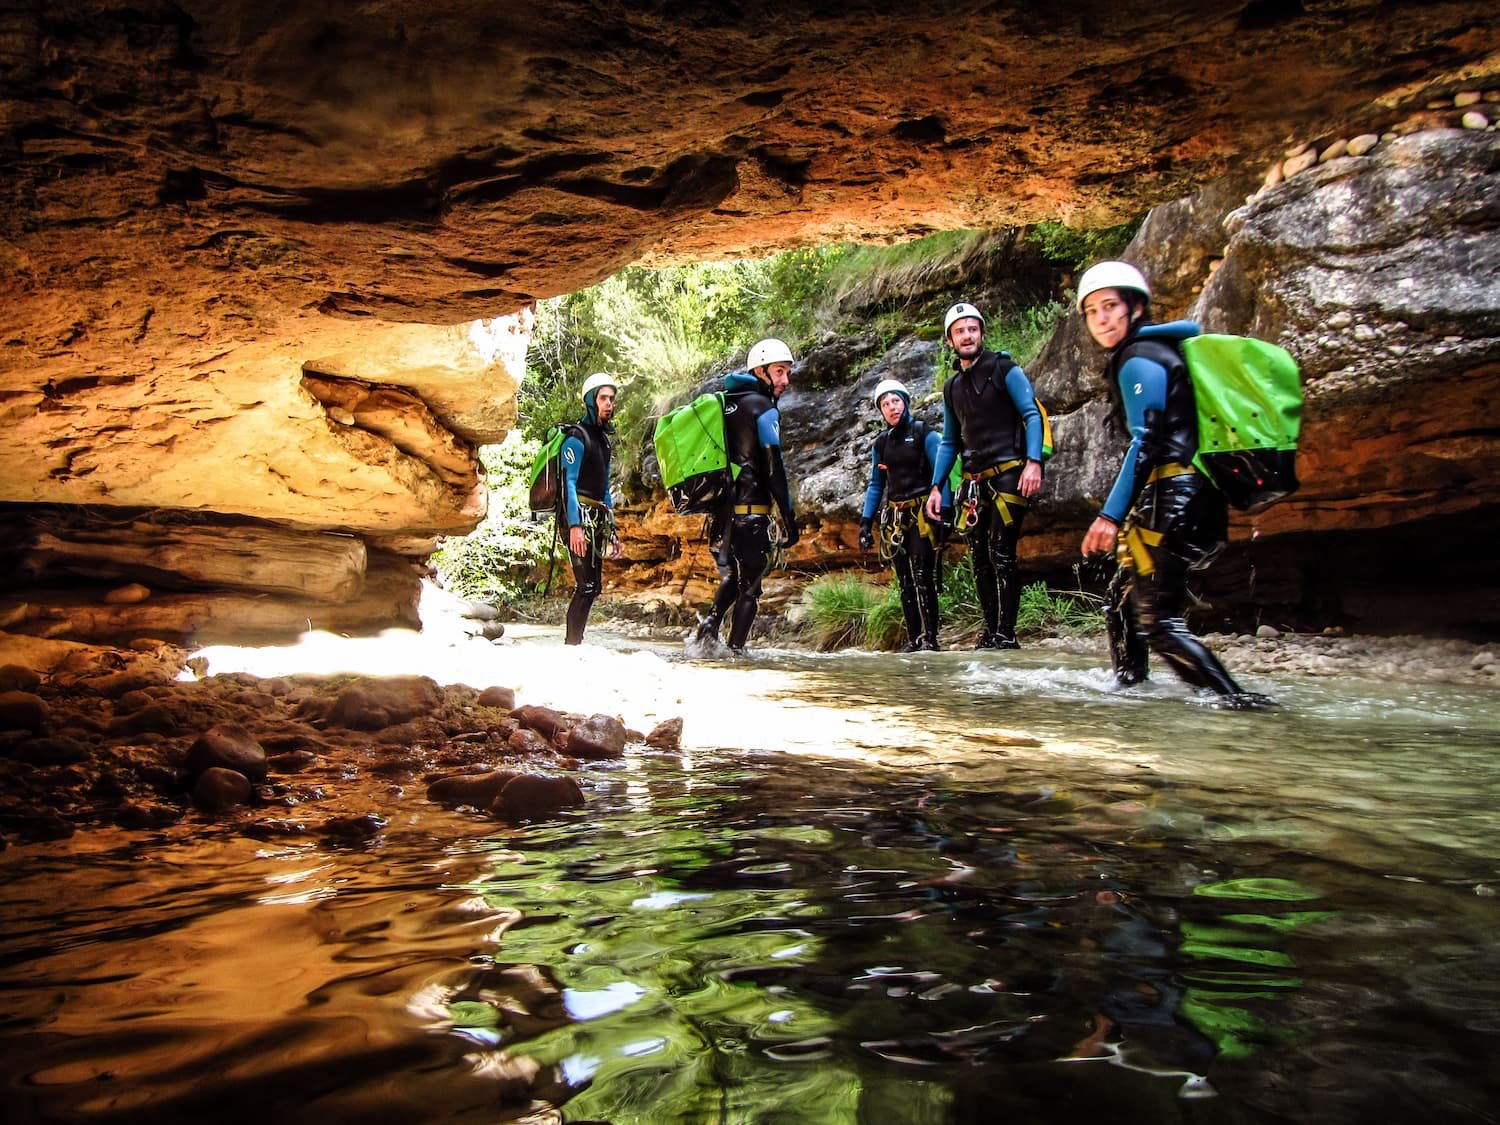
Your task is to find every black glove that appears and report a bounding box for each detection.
[858,518,874,551]
[938,507,954,543]
[781,521,801,549]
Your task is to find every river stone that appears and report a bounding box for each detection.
[426,770,518,809]
[1456,91,1483,107]
[1347,133,1380,156]
[564,714,628,760]
[0,665,41,693]
[1461,110,1490,130]
[319,814,387,840]
[109,704,183,737]
[268,749,320,773]
[103,583,152,604]
[12,736,91,766]
[491,774,585,822]
[645,717,684,750]
[186,724,267,782]
[511,704,568,741]
[194,767,253,812]
[117,800,185,829]
[478,685,516,710]
[0,692,49,734]
[326,677,444,730]
[481,621,506,641]
[507,727,552,755]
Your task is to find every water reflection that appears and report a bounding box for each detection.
[2,640,1498,1123]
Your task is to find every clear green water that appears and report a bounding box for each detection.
[3,637,1499,1123]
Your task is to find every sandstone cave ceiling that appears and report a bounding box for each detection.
[1,0,1496,537]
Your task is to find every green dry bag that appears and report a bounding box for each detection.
[653,392,734,515]
[527,425,573,514]
[1180,334,1303,512]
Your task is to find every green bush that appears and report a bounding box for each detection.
[800,573,891,651]
[431,436,568,610]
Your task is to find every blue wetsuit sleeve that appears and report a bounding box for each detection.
[1006,366,1044,463]
[757,406,781,448]
[925,427,952,506]
[1101,355,1169,524]
[561,434,585,527]
[759,406,795,521]
[861,441,886,521]
[931,397,960,486]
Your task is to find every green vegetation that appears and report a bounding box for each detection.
[430,436,565,611]
[1025,217,1143,273]
[800,556,1104,652]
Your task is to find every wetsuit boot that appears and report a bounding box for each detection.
[727,598,758,653]
[994,569,1022,650]
[1106,569,1148,686]
[898,584,924,652]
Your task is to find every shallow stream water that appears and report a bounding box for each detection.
[4,631,1499,1123]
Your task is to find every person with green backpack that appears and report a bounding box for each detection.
[559,372,622,646]
[692,338,800,654]
[1077,261,1276,709]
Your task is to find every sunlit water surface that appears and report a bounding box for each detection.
[3,627,1499,1123]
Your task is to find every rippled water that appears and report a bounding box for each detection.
[4,635,1500,1123]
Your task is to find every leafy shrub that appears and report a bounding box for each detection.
[800,573,890,651]
[431,436,567,610]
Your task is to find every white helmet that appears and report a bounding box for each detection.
[873,378,910,408]
[943,301,985,340]
[747,338,794,371]
[1076,261,1150,311]
[581,372,617,403]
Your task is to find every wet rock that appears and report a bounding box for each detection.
[12,736,92,766]
[1456,91,1483,108]
[194,767,254,812]
[0,692,49,734]
[319,813,387,840]
[244,818,310,838]
[186,724,268,782]
[427,770,519,809]
[481,621,506,641]
[116,800,185,829]
[491,774,585,822]
[1347,133,1380,156]
[478,685,516,710]
[645,717,684,750]
[108,704,182,737]
[507,727,553,755]
[268,749,320,773]
[326,676,444,730]
[0,665,42,693]
[562,714,628,760]
[511,704,568,741]
[103,583,152,605]
[0,809,74,841]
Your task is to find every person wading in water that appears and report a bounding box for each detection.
[694,338,800,654]
[1077,261,1275,708]
[925,302,1047,649]
[560,372,622,645]
[860,378,951,651]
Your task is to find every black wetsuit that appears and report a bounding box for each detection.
[560,415,613,646]
[1101,321,1250,698]
[931,349,1045,647]
[862,414,947,650]
[699,372,796,651]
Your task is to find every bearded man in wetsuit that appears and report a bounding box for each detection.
[560,372,622,645]
[925,302,1047,649]
[693,338,800,654]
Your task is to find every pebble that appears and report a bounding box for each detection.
[1455,91,1482,108]
[478,685,516,710]
[194,767,253,812]
[1346,133,1379,157]
[186,724,267,782]
[0,692,49,734]
[646,717,684,750]
[1282,149,1318,178]
[562,714,628,760]
[103,583,151,605]
[1462,111,1489,130]
[1318,138,1348,163]
[491,774,585,822]
[1256,624,1281,639]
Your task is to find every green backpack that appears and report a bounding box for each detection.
[1179,334,1303,512]
[653,392,737,514]
[527,424,578,515]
